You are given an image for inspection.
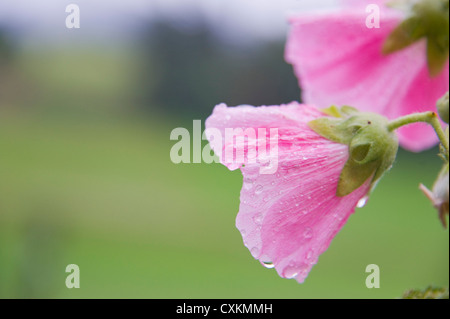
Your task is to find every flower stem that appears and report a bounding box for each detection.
[387,111,449,156]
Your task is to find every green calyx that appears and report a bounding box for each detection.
[309,106,399,197]
[383,0,449,77]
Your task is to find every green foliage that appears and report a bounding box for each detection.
[402,286,449,299]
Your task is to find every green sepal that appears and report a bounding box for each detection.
[427,37,450,77]
[320,105,343,118]
[309,106,399,197]
[383,0,449,77]
[337,159,380,197]
[340,105,360,116]
[437,91,449,124]
[421,0,450,76]
[308,117,351,145]
[385,0,414,11]
[438,127,449,162]
[382,17,426,54]
[319,105,360,119]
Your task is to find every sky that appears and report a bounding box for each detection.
[0,0,339,45]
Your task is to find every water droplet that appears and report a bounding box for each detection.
[260,261,274,269]
[255,185,264,195]
[253,213,263,226]
[251,247,260,257]
[306,249,314,260]
[357,196,369,208]
[303,227,313,239]
[283,265,301,279]
[243,177,254,190]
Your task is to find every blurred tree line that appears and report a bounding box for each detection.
[0,27,13,64]
[0,26,20,107]
[1,19,301,120]
[136,19,301,120]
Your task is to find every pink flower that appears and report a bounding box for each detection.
[205,102,371,283]
[285,1,449,152]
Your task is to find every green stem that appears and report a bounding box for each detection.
[387,111,449,156]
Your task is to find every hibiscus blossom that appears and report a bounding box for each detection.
[285,0,449,152]
[205,102,397,283]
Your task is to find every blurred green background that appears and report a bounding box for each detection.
[0,3,448,299]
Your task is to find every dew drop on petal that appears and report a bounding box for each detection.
[306,249,314,260]
[243,178,254,190]
[303,227,313,239]
[260,261,275,269]
[283,265,301,279]
[253,213,263,226]
[357,196,369,208]
[255,184,264,195]
[250,247,260,257]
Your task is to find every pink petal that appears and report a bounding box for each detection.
[205,102,323,170]
[205,103,372,283]
[285,9,449,152]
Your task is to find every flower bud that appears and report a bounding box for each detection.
[420,163,449,228]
